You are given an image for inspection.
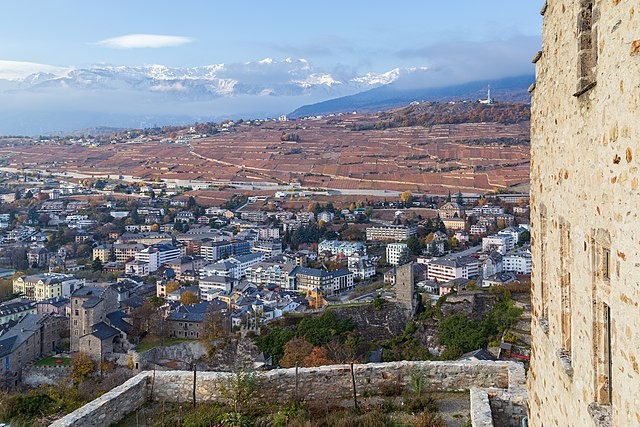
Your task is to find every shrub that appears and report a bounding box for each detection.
[220,411,252,427]
[71,352,95,384]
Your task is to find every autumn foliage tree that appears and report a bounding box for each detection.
[279,337,313,368]
[180,290,199,305]
[71,353,95,384]
[302,347,335,367]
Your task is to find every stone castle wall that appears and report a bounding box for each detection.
[150,360,513,404]
[50,373,150,427]
[21,365,71,388]
[530,0,640,425]
[51,360,525,427]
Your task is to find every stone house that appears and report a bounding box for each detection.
[70,286,131,361]
[0,314,66,388]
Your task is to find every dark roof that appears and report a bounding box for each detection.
[106,310,131,334]
[36,297,69,308]
[0,299,36,316]
[89,322,120,341]
[120,295,145,310]
[0,336,18,358]
[458,348,496,361]
[72,286,107,298]
[0,314,44,358]
[291,266,352,278]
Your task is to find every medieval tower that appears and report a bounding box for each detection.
[529,0,640,425]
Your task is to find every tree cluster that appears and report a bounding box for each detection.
[254,312,356,366]
[375,102,531,129]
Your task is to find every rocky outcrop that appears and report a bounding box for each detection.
[331,302,409,342]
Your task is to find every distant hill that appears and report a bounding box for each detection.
[46,126,125,137]
[289,75,534,118]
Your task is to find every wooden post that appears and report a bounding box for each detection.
[192,363,197,408]
[350,363,358,410]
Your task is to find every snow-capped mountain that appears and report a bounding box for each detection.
[1,58,417,97]
[0,58,431,134]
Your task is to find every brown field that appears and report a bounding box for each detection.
[0,113,530,194]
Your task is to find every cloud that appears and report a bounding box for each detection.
[0,60,69,80]
[95,34,193,49]
[392,35,540,87]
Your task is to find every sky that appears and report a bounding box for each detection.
[0,1,542,134]
[1,1,541,73]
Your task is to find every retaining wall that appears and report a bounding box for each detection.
[51,360,526,427]
[50,373,151,427]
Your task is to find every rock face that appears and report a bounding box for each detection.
[439,291,498,321]
[332,302,409,342]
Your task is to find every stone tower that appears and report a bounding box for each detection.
[529,1,640,425]
[395,262,415,313]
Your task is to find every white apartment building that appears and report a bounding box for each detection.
[386,243,409,266]
[200,253,265,280]
[318,240,366,257]
[347,253,376,280]
[470,224,487,235]
[482,235,514,255]
[257,227,280,240]
[497,226,526,248]
[135,245,181,272]
[317,211,335,223]
[502,249,532,275]
[471,205,505,215]
[247,263,296,289]
[366,225,417,241]
[426,256,479,282]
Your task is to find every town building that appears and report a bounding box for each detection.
[247,263,296,289]
[528,2,640,425]
[0,298,37,325]
[386,243,409,266]
[318,240,366,257]
[365,225,417,241]
[441,217,466,230]
[0,314,66,388]
[200,239,251,262]
[13,273,84,302]
[164,256,206,280]
[347,253,377,280]
[70,286,129,362]
[503,248,531,275]
[481,235,513,255]
[92,244,114,263]
[36,296,70,316]
[113,243,145,263]
[317,211,335,223]
[291,267,354,295]
[438,202,465,219]
[240,211,266,222]
[425,256,479,282]
[134,244,181,272]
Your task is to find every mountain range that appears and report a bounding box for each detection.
[0,58,532,135]
[289,75,534,118]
